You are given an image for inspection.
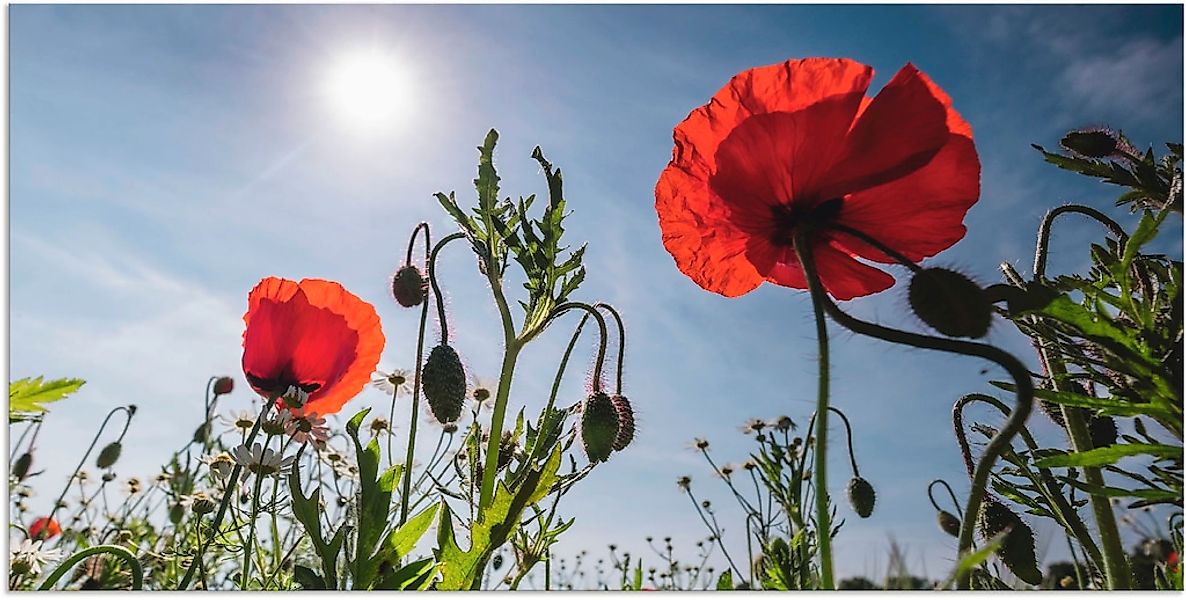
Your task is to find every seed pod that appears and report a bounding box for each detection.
[979,498,1042,585]
[581,392,619,463]
[908,268,992,338]
[610,394,635,452]
[96,442,123,469]
[212,376,235,396]
[422,344,466,424]
[938,510,961,537]
[12,452,32,481]
[847,477,876,518]
[391,265,429,308]
[169,503,185,525]
[1089,415,1118,448]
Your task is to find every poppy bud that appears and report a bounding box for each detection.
[979,498,1042,585]
[611,394,635,452]
[29,516,61,540]
[96,442,122,469]
[908,268,992,338]
[391,265,429,308]
[12,452,32,481]
[938,510,961,537]
[422,344,466,424]
[847,477,876,518]
[1089,415,1118,448]
[169,503,185,525]
[1059,129,1120,159]
[213,376,235,395]
[492,553,504,570]
[581,392,619,463]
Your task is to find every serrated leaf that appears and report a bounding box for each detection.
[1035,443,1183,468]
[9,377,85,422]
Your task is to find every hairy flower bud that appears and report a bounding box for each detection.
[581,392,619,463]
[1059,129,1121,159]
[908,268,992,338]
[422,344,466,424]
[610,394,635,452]
[391,265,429,308]
[938,510,961,537]
[847,477,876,518]
[212,376,235,396]
[96,442,123,469]
[979,498,1042,585]
[12,452,32,481]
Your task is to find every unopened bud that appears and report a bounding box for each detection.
[96,442,123,469]
[391,265,429,308]
[908,268,992,338]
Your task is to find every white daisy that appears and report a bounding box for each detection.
[223,410,256,433]
[285,408,329,445]
[372,369,412,395]
[202,452,236,480]
[10,539,62,576]
[470,376,498,408]
[232,443,295,478]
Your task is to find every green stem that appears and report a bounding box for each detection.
[1033,204,1128,280]
[792,230,1033,590]
[478,341,522,509]
[176,398,273,590]
[241,468,266,589]
[803,270,834,590]
[38,545,143,590]
[47,406,134,524]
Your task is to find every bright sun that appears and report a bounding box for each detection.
[323,50,411,133]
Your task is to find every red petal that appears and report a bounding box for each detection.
[657,58,874,297]
[754,238,894,300]
[819,63,951,198]
[241,278,384,416]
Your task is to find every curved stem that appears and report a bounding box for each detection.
[928,479,962,515]
[792,237,834,590]
[176,398,273,590]
[429,233,463,346]
[546,302,609,390]
[406,221,430,266]
[793,229,1033,590]
[47,406,134,523]
[38,545,144,590]
[594,303,626,394]
[1034,204,1128,280]
[826,223,924,273]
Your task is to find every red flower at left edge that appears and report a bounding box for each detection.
[242,277,385,417]
[29,517,61,540]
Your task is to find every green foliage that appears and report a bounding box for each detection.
[9,376,84,422]
[1033,132,1182,213]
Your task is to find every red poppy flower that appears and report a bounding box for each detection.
[242,277,385,417]
[656,57,980,301]
[29,516,61,540]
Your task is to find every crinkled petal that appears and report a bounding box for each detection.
[819,63,951,198]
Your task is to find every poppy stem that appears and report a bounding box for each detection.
[791,233,835,590]
[46,405,135,525]
[803,406,860,477]
[1033,204,1127,281]
[594,303,627,395]
[402,231,464,526]
[825,223,924,273]
[176,397,273,590]
[927,479,962,516]
[541,313,590,458]
[794,228,1034,589]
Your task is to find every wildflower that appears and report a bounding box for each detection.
[75,470,90,484]
[317,443,346,465]
[180,491,217,515]
[241,277,385,417]
[10,539,62,576]
[372,369,412,395]
[232,443,295,478]
[741,418,767,434]
[212,376,235,396]
[261,410,293,435]
[206,453,235,480]
[676,476,692,491]
[470,376,497,407]
[285,408,329,445]
[369,417,390,434]
[774,416,794,432]
[655,57,979,300]
[124,477,142,496]
[692,438,710,451]
[226,409,256,433]
[718,464,735,478]
[29,517,62,540]
[742,459,758,471]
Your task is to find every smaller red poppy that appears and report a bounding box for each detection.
[29,516,61,540]
[241,277,385,417]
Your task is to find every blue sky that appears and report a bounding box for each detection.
[9,4,1183,584]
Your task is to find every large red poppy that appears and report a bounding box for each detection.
[655,57,980,301]
[29,516,61,540]
[242,277,385,417]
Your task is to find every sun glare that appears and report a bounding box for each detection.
[323,50,411,134]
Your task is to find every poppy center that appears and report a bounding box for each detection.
[769,197,844,246]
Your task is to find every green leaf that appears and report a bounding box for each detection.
[716,570,734,590]
[345,407,402,590]
[991,380,1174,419]
[288,450,344,589]
[1035,443,1183,468]
[380,503,439,564]
[376,557,439,591]
[943,530,1008,589]
[9,377,85,422]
